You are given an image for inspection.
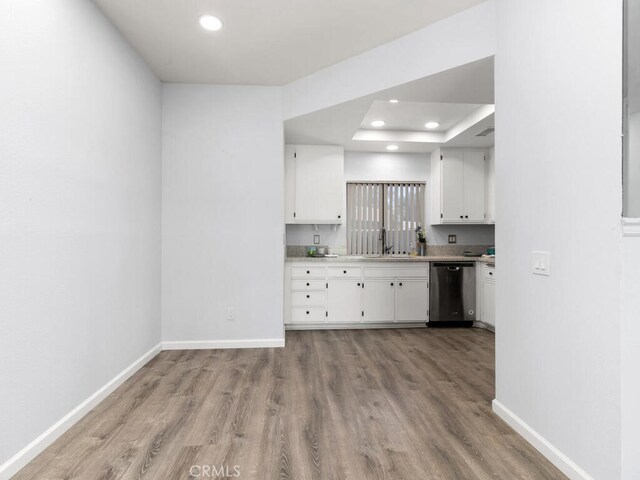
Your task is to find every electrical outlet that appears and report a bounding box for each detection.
[448,235,457,244]
[532,251,551,276]
[313,235,320,245]
[226,307,236,321]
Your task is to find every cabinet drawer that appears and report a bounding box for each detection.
[364,266,428,279]
[291,291,327,307]
[327,267,361,278]
[483,266,496,282]
[291,280,326,291]
[291,266,326,278]
[291,308,326,323]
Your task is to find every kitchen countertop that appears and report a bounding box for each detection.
[286,255,495,266]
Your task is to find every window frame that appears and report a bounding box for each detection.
[346,181,426,256]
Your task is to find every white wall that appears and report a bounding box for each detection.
[494,1,622,479]
[286,151,495,248]
[0,0,161,474]
[281,1,496,120]
[162,84,285,346]
[622,227,640,480]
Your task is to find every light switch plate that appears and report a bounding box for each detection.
[448,235,457,244]
[532,251,551,276]
[313,235,320,245]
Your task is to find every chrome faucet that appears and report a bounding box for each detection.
[380,228,393,255]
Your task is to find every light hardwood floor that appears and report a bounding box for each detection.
[15,329,566,479]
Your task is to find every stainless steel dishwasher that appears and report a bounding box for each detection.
[429,262,476,326]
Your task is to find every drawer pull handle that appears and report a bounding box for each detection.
[306,295,310,298]
[306,283,310,286]
[306,311,309,315]
[343,270,347,274]
[306,270,310,274]
[390,283,394,286]
[399,282,403,286]
[357,283,361,287]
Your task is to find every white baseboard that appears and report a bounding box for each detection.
[285,322,426,331]
[473,321,495,332]
[0,343,162,480]
[492,399,593,480]
[161,338,285,350]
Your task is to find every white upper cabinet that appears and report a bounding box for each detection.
[485,148,496,224]
[285,146,297,224]
[431,148,487,225]
[285,145,345,224]
[462,150,486,223]
[440,150,465,222]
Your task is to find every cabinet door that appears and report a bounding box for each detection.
[482,280,496,327]
[441,151,465,222]
[463,151,486,223]
[395,280,429,322]
[475,264,484,322]
[285,146,296,224]
[485,149,495,224]
[294,145,344,223]
[327,280,362,323]
[362,280,395,323]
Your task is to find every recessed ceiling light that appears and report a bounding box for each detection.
[425,121,440,129]
[389,99,399,103]
[371,120,385,127]
[386,145,399,151]
[199,15,223,31]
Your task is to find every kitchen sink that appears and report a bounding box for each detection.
[348,254,413,259]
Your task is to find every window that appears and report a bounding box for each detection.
[624,0,640,216]
[346,182,425,255]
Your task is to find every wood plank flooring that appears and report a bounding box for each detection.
[15,329,566,479]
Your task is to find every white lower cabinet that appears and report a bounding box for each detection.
[286,262,429,326]
[291,280,325,290]
[395,280,429,322]
[291,308,326,323]
[291,291,326,307]
[481,265,496,327]
[327,279,362,322]
[362,280,395,323]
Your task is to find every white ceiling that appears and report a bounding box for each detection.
[93,0,486,85]
[361,101,482,132]
[284,57,495,153]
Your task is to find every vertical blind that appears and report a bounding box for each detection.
[347,183,425,255]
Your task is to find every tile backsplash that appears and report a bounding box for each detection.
[286,244,492,257]
[287,245,347,257]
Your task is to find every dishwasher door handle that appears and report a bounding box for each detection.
[447,266,461,271]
